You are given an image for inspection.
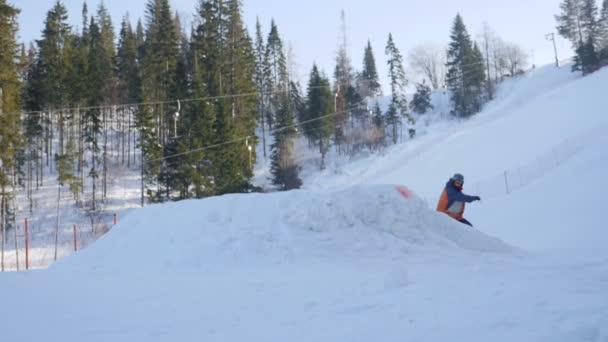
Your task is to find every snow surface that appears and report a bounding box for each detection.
[2,64,608,341]
[53,185,511,274]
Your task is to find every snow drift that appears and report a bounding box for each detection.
[55,185,511,273]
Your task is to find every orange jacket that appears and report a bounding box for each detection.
[436,181,478,221]
[437,189,464,220]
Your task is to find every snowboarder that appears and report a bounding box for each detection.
[436,173,481,227]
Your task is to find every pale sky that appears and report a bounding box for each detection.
[13,0,573,91]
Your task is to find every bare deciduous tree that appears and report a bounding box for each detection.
[477,23,531,90]
[503,43,529,76]
[479,23,497,99]
[407,44,446,90]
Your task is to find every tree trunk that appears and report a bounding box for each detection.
[484,38,493,100]
[54,184,61,261]
[319,140,325,170]
[49,111,53,171]
[11,166,18,271]
[39,135,44,187]
[141,144,145,207]
[103,109,108,201]
[122,107,126,166]
[59,110,64,156]
[114,107,120,165]
[45,112,49,167]
[92,150,96,212]
[13,212,19,271]
[27,155,33,213]
[260,101,267,158]
[79,109,85,198]
[35,138,40,189]
[127,108,131,168]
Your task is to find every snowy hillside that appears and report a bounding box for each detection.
[302,64,608,249]
[1,63,608,341]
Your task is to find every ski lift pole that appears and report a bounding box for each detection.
[245,138,253,171]
[334,85,340,113]
[73,224,78,252]
[173,100,181,138]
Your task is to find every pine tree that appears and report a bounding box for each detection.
[135,19,145,63]
[186,0,225,198]
[66,8,88,107]
[290,81,306,125]
[94,3,117,202]
[334,11,354,91]
[22,43,44,207]
[411,81,433,114]
[23,1,72,195]
[84,17,103,211]
[141,0,180,202]
[35,1,72,109]
[264,19,288,130]
[0,0,23,242]
[71,3,90,194]
[184,7,212,198]
[268,21,302,190]
[371,101,385,148]
[17,43,27,82]
[359,40,381,98]
[333,10,355,151]
[59,33,78,161]
[161,13,193,200]
[556,0,601,73]
[270,93,301,190]
[53,135,80,260]
[581,0,600,40]
[372,102,384,129]
[306,64,333,170]
[117,17,134,98]
[117,14,142,168]
[556,0,585,44]
[254,18,268,157]
[599,0,608,65]
[96,2,116,99]
[217,0,257,194]
[446,14,486,117]
[469,42,487,108]
[575,36,600,74]
[189,0,257,196]
[385,33,412,144]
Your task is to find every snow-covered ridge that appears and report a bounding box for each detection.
[55,185,511,274]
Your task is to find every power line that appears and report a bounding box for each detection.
[13,84,335,117]
[13,61,499,118]
[146,101,367,164]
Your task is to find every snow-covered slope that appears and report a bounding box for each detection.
[304,65,607,197]
[2,64,608,342]
[304,65,608,250]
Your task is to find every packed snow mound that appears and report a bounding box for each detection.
[56,185,511,273]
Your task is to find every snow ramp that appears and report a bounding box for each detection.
[56,185,511,273]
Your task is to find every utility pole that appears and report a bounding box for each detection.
[545,33,560,67]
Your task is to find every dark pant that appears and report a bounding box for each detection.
[459,218,473,227]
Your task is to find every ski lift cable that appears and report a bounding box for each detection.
[146,100,368,164]
[13,85,336,117]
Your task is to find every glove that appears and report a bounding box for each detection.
[473,196,481,201]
